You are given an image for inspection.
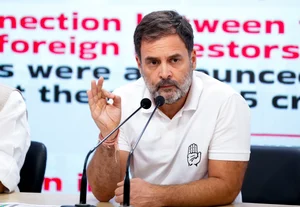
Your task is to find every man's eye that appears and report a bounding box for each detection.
[172,58,179,63]
[151,61,157,65]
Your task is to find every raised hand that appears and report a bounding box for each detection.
[87,76,121,138]
[187,143,201,166]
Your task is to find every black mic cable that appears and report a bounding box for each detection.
[123,95,165,207]
[62,98,151,207]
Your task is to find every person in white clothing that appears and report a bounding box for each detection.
[0,83,30,193]
[87,10,251,207]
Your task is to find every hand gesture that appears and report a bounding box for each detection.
[187,143,201,166]
[87,77,121,137]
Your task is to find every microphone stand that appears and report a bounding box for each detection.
[123,96,165,207]
[62,98,151,207]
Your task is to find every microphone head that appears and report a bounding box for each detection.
[140,98,152,109]
[155,96,165,107]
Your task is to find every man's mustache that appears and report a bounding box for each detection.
[156,79,179,90]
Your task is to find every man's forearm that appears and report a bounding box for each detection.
[87,146,120,202]
[154,177,240,207]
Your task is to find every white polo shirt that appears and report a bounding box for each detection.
[115,71,251,203]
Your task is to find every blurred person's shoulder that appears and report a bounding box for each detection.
[0,83,25,112]
[0,83,15,111]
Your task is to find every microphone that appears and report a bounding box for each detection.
[62,98,151,207]
[123,96,165,207]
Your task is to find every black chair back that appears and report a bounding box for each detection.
[18,141,47,192]
[242,145,300,205]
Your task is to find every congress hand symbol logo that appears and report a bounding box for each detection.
[187,143,201,166]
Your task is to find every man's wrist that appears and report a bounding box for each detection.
[99,129,119,147]
[99,129,118,139]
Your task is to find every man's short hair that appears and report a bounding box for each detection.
[134,10,194,59]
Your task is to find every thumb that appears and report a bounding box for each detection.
[113,95,121,109]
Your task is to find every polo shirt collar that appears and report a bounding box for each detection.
[183,72,203,111]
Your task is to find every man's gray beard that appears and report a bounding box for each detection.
[141,70,193,104]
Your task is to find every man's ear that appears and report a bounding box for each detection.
[191,49,197,70]
[135,55,142,71]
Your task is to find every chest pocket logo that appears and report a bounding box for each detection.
[187,143,201,166]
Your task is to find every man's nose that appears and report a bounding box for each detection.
[159,63,172,79]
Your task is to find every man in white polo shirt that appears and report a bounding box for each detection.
[87,10,251,207]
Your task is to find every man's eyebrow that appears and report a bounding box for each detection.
[168,53,182,59]
[144,54,183,61]
[145,56,158,60]
[144,56,159,61]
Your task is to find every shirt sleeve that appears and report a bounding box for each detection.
[111,88,131,152]
[118,127,131,152]
[0,91,31,192]
[208,93,251,161]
